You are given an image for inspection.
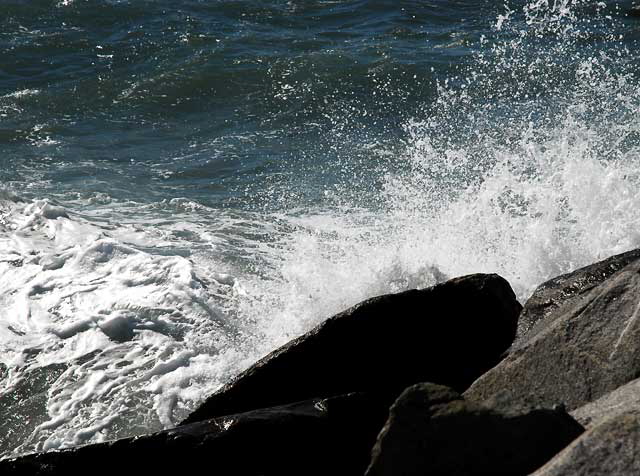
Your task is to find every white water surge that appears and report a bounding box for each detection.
[2,0,640,458]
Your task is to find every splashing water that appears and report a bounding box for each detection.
[1,0,640,458]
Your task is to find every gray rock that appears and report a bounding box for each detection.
[465,256,640,411]
[571,376,640,428]
[517,248,640,340]
[366,383,584,476]
[183,273,521,424]
[532,409,640,476]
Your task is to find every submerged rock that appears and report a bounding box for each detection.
[183,273,521,424]
[1,392,393,476]
[465,252,640,411]
[366,383,583,476]
[532,409,640,476]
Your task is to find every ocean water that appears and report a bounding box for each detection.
[1,0,640,457]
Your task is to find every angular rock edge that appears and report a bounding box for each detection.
[532,408,640,476]
[182,273,521,424]
[517,248,640,341]
[571,376,640,428]
[465,253,640,411]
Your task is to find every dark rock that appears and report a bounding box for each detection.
[517,248,640,340]
[532,409,640,476]
[366,383,584,476]
[465,256,640,411]
[0,392,394,476]
[571,376,640,428]
[182,273,521,424]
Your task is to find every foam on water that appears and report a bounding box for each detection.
[2,0,640,458]
[0,198,254,454]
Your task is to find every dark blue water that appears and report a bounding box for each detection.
[2,0,640,458]
[0,0,572,205]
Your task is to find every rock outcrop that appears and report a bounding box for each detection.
[366,383,584,476]
[183,273,521,424]
[517,248,640,339]
[465,256,640,411]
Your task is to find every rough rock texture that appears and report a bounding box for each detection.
[532,409,640,476]
[366,383,584,476]
[465,258,640,411]
[183,273,521,424]
[517,248,640,340]
[571,376,640,428]
[0,392,394,476]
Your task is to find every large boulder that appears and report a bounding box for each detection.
[517,248,640,339]
[183,273,521,424]
[0,392,394,476]
[465,255,640,411]
[366,383,584,476]
[532,409,640,476]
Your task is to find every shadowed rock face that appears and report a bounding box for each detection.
[532,409,640,476]
[0,392,395,476]
[182,273,521,425]
[465,257,640,411]
[366,383,584,476]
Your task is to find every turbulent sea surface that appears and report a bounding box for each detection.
[1,0,640,457]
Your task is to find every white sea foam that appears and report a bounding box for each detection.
[1,0,640,459]
[1,89,41,100]
[0,199,256,456]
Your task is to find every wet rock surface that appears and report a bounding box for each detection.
[183,273,521,424]
[0,392,394,476]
